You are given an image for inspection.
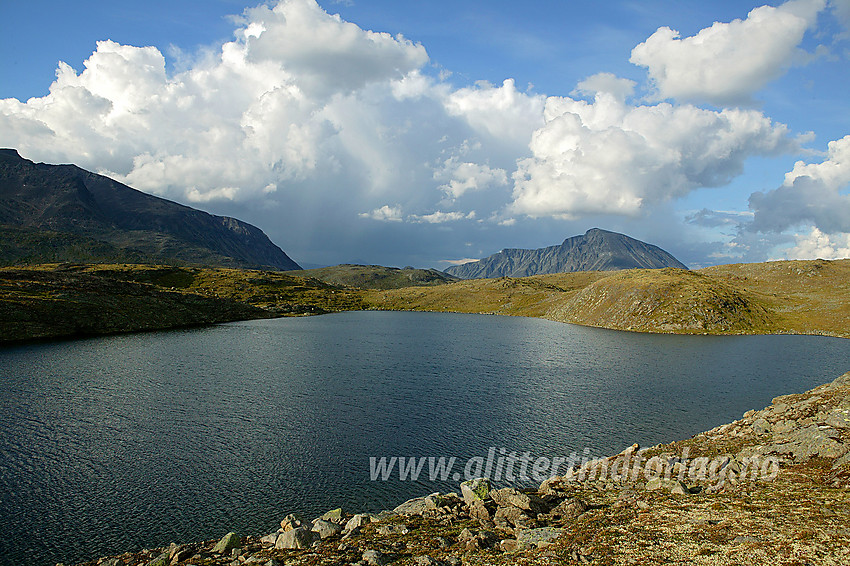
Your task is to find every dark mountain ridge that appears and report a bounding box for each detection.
[0,149,300,270]
[445,228,687,279]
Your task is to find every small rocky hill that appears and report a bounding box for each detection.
[0,149,300,270]
[546,268,774,333]
[445,228,687,279]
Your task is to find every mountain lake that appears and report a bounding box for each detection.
[2,311,849,565]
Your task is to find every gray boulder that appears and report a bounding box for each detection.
[312,519,343,539]
[275,526,318,549]
[344,513,376,533]
[823,408,850,429]
[393,496,428,516]
[769,424,846,461]
[468,499,491,523]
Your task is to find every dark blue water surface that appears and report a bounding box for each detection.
[1,311,849,565]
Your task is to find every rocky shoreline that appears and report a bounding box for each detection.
[64,371,850,566]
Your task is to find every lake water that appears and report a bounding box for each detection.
[1,311,849,566]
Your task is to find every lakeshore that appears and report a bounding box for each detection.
[67,371,850,566]
[2,258,849,344]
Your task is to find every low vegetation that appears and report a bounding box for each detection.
[0,264,363,343]
[1,258,848,344]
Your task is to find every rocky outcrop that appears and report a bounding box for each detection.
[71,371,850,566]
[445,228,687,279]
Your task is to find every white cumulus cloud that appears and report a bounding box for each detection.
[444,79,545,153]
[434,158,508,199]
[750,135,850,233]
[784,227,850,259]
[630,0,827,105]
[240,0,428,97]
[510,88,796,219]
[359,204,404,222]
[410,210,477,224]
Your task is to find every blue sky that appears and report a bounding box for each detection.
[2,0,849,268]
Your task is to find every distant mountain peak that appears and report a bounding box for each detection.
[0,149,300,270]
[445,229,686,279]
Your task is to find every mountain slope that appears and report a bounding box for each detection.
[444,228,687,279]
[0,149,300,270]
[289,264,459,289]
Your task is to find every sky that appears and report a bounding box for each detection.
[1,0,849,269]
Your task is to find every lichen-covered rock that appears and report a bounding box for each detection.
[211,532,241,555]
[376,524,409,536]
[460,478,491,506]
[144,551,170,566]
[768,425,846,461]
[317,508,345,524]
[279,513,305,531]
[424,492,462,509]
[645,477,690,494]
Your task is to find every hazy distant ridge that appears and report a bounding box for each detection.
[445,228,687,279]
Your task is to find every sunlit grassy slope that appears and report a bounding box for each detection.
[361,259,850,337]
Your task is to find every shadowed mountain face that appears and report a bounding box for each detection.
[0,149,300,270]
[445,228,687,279]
